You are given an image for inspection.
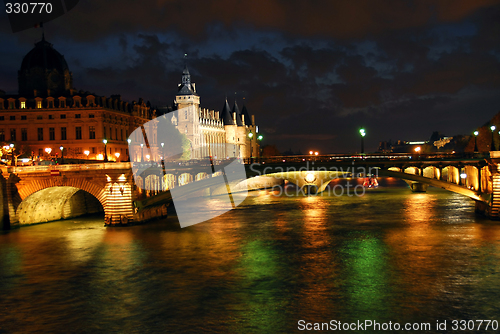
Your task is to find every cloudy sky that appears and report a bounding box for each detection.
[1,0,500,153]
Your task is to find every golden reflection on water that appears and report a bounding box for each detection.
[295,196,337,318]
[385,193,467,315]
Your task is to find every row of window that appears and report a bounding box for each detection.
[0,126,130,142]
[0,114,95,121]
[5,98,95,110]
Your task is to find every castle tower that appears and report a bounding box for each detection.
[174,64,201,157]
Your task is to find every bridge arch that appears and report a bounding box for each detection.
[16,187,104,225]
[17,176,107,207]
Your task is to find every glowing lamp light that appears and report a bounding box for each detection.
[146,154,150,160]
[84,150,90,156]
[359,128,366,137]
[248,132,254,138]
[115,152,120,158]
[474,131,479,136]
[257,135,263,141]
[45,147,52,154]
[97,154,104,160]
[414,146,421,152]
[314,151,319,156]
[103,139,108,144]
[127,138,131,145]
[305,173,316,183]
[460,173,467,179]
[309,151,313,155]
[491,125,496,132]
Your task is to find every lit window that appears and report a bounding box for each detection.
[20,101,26,109]
[37,101,42,108]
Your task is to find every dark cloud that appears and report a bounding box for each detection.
[1,0,500,154]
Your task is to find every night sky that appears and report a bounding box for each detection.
[1,0,500,154]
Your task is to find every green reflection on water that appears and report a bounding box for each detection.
[340,233,393,320]
[233,239,287,333]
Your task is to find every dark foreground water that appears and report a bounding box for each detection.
[1,180,500,333]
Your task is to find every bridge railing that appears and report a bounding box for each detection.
[1,162,134,173]
[246,152,490,164]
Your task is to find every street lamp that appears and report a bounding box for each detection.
[257,135,263,159]
[160,142,164,161]
[114,152,120,161]
[491,125,496,151]
[140,143,144,162]
[248,132,254,162]
[127,138,132,161]
[60,146,64,164]
[103,139,108,162]
[10,143,15,166]
[359,128,366,154]
[474,130,479,152]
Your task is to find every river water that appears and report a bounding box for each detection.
[1,179,500,333]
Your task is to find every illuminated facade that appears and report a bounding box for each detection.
[171,66,259,159]
[0,36,155,162]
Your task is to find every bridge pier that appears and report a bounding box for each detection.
[404,181,429,193]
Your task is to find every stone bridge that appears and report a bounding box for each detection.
[3,152,500,229]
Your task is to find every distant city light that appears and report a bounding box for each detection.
[309,151,313,155]
[414,146,421,152]
[314,151,319,156]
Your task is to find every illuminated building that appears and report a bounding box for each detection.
[171,65,259,159]
[0,36,155,162]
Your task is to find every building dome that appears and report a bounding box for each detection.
[18,36,73,97]
[20,38,69,73]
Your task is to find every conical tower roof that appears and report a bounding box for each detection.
[232,101,243,126]
[241,103,252,125]
[220,98,234,125]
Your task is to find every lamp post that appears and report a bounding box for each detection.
[103,139,108,162]
[10,143,15,166]
[127,138,132,161]
[60,146,64,164]
[257,135,263,160]
[491,125,496,151]
[474,131,479,153]
[248,132,253,163]
[160,142,164,162]
[359,128,366,154]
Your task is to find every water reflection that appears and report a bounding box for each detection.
[1,188,500,332]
